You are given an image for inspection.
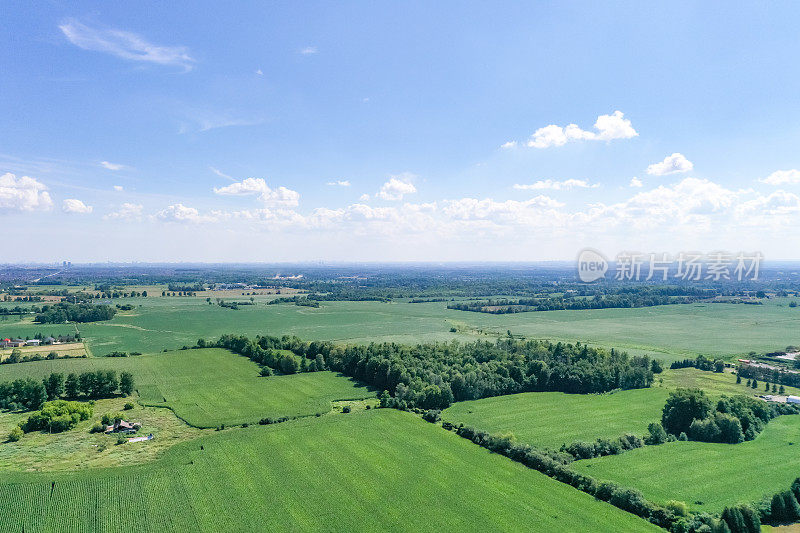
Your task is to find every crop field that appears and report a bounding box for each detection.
[0,409,660,533]
[442,388,671,449]
[4,297,799,362]
[572,414,800,514]
[0,349,374,427]
[441,367,796,450]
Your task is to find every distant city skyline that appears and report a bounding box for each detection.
[3,2,800,261]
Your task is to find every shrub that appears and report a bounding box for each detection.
[116,434,127,445]
[123,402,134,410]
[665,500,689,517]
[342,406,351,413]
[260,366,273,377]
[645,422,668,445]
[89,422,105,433]
[422,409,441,423]
[22,400,93,433]
[7,426,23,442]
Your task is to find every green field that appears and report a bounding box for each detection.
[572,414,800,514]
[0,349,373,427]
[0,409,659,532]
[442,388,671,450]
[3,297,800,362]
[441,367,793,450]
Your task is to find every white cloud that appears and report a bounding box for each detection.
[500,141,518,149]
[326,180,351,187]
[526,111,638,148]
[300,46,318,55]
[376,175,417,201]
[255,69,263,76]
[104,202,143,220]
[100,161,124,171]
[213,177,300,207]
[59,19,194,70]
[156,203,223,224]
[359,193,370,201]
[62,199,93,214]
[629,177,643,188]
[759,169,800,186]
[513,179,598,191]
[646,153,694,176]
[0,173,53,211]
[113,185,124,192]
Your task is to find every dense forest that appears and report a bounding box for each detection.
[33,302,117,324]
[214,335,655,410]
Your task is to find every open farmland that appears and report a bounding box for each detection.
[0,348,373,427]
[0,409,660,533]
[442,388,671,449]
[5,297,800,363]
[572,414,800,514]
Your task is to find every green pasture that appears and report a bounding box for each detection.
[0,348,373,427]
[2,297,799,362]
[572,414,800,514]
[0,409,659,532]
[442,388,671,450]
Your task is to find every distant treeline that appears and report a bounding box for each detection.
[0,370,134,411]
[448,287,710,314]
[167,283,204,292]
[33,302,117,324]
[214,335,655,410]
[738,364,800,390]
[267,296,320,307]
[670,354,726,373]
[217,300,256,310]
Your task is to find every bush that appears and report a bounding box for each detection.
[89,421,105,433]
[665,500,689,517]
[342,406,351,413]
[422,409,441,423]
[22,400,93,433]
[7,426,23,442]
[645,422,668,445]
[116,434,127,445]
[123,402,134,410]
[260,366,273,377]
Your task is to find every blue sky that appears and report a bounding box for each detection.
[3,1,800,262]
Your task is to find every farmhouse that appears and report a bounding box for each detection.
[105,420,141,434]
[25,339,41,346]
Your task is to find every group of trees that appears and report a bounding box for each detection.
[0,370,134,411]
[34,302,117,324]
[670,355,726,373]
[267,296,321,307]
[216,334,655,410]
[19,399,93,434]
[738,363,800,390]
[661,389,797,443]
[447,287,708,314]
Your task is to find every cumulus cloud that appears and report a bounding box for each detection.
[0,173,53,211]
[299,46,318,55]
[376,175,417,201]
[759,169,800,186]
[113,185,124,192]
[525,111,638,149]
[500,141,518,149]
[213,178,300,207]
[104,202,143,220]
[62,199,93,214]
[646,153,694,176]
[513,179,598,191]
[156,203,223,223]
[629,177,643,188]
[326,180,351,187]
[100,161,124,170]
[59,19,194,70]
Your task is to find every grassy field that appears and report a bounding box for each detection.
[0,396,210,472]
[572,414,800,514]
[441,367,796,450]
[0,342,88,362]
[442,388,671,450]
[0,409,660,532]
[2,297,799,362]
[0,349,374,427]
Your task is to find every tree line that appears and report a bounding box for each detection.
[33,302,117,324]
[214,334,655,410]
[0,370,134,411]
[661,388,798,444]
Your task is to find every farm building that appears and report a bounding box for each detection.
[788,396,800,405]
[25,339,41,346]
[105,420,141,434]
